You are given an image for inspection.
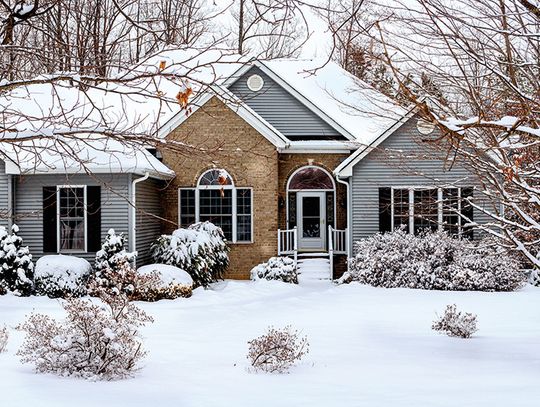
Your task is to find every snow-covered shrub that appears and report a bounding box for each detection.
[135,264,193,301]
[348,229,525,291]
[0,225,34,296]
[529,269,540,287]
[0,325,8,353]
[17,293,153,380]
[94,229,136,274]
[88,230,138,296]
[432,304,478,338]
[151,221,230,288]
[247,326,309,373]
[250,257,298,284]
[34,255,92,298]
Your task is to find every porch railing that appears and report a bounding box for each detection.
[328,226,348,277]
[277,226,298,263]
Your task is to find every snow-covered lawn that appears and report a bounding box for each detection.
[0,280,539,407]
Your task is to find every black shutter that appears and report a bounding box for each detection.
[43,187,57,253]
[288,192,297,228]
[461,187,474,239]
[379,187,392,233]
[87,186,102,252]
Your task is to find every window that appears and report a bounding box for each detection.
[178,169,253,243]
[57,186,87,251]
[389,187,473,236]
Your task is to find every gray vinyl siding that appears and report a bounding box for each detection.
[135,178,163,266]
[228,66,344,140]
[350,115,493,244]
[0,161,9,228]
[14,173,130,263]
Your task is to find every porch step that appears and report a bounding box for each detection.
[297,252,329,258]
[297,258,331,283]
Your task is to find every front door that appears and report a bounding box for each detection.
[297,191,326,251]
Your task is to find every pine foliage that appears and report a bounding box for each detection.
[0,225,34,296]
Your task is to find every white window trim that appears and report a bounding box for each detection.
[390,186,467,235]
[56,185,88,253]
[178,184,254,244]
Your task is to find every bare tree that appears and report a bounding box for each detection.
[351,0,540,267]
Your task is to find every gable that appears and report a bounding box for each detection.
[228,66,346,141]
[351,114,474,180]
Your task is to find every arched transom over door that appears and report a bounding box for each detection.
[286,166,336,252]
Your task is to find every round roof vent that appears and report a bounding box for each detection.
[247,74,264,92]
[416,119,436,135]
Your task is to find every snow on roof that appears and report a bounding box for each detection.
[259,59,407,146]
[2,136,174,179]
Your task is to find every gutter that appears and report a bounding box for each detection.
[129,172,150,265]
[336,175,352,271]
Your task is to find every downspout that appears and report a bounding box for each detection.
[130,172,150,266]
[7,175,13,230]
[336,175,352,271]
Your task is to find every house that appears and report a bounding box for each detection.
[0,51,490,278]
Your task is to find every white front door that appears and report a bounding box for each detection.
[297,191,326,251]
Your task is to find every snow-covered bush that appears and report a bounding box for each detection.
[347,229,525,291]
[34,255,92,298]
[89,230,138,296]
[432,304,478,338]
[151,221,229,288]
[17,293,153,380]
[247,326,309,373]
[0,225,34,296]
[0,325,8,353]
[250,257,298,284]
[94,229,136,274]
[135,264,193,301]
[529,269,540,287]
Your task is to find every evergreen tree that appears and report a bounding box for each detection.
[95,229,136,273]
[0,225,34,296]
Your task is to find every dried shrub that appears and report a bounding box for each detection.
[247,326,309,373]
[0,325,8,353]
[250,257,298,284]
[134,264,193,301]
[17,293,153,380]
[348,229,525,291]
[89,260,192,301]
[432,304,478,338]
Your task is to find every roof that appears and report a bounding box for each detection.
[2,137,175,179]
[159,54,407,150]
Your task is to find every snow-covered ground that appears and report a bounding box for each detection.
[0,280,539,407]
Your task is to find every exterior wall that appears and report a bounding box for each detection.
[229,66,344,140]
[350,115,493,244]
[135,178,163,266]
[277,153,350,232]
[161,96,279,279]
[0,161,10,228]
[14,173,130,263]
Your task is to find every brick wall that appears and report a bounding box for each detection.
[161,97,279,279]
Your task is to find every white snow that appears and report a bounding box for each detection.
[137,264,193,287]
[0,281,538,406]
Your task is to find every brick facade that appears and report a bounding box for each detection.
[161,97,352,279]
[161,97,279,279]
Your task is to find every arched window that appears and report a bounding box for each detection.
[197,169,234,188]
[178,169,252,242]
[287,166,334,190]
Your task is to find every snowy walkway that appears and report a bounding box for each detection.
[297,257,332,284]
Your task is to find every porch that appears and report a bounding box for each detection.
[277,225,349,279]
